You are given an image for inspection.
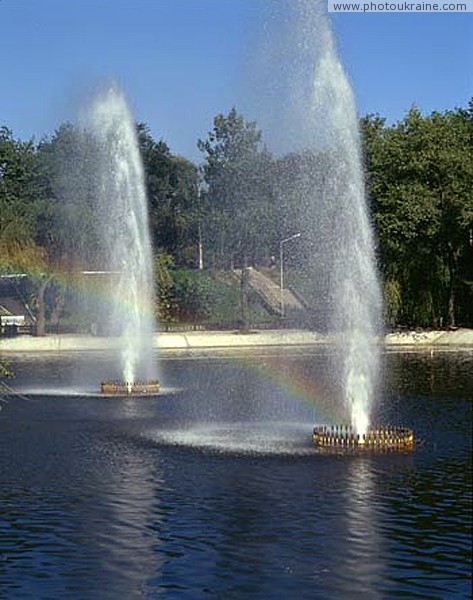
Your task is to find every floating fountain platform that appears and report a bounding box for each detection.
[100,380,160,396]
[313,425,415,452]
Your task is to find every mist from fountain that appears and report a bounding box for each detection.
[310,14,382,435]
[85,86,157,386]
[248,0,382,434]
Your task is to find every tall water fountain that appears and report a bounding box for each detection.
[85,86,157,391]
[251,0,382,435]
[309,7,382,436]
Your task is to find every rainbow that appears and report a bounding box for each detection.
[239,351,348,425]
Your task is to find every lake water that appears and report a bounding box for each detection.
[0,348,471,599]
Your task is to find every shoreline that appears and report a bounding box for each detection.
[1,328,473,354]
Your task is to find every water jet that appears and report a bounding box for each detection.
[255,1,382,436]
[84,86,159,395]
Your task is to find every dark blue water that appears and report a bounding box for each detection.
[0,349,471,599]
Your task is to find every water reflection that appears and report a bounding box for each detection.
[0,350,471,598]
[0,401,166,597]
[385,349,473,398]
[75,438,164,596]
[381,455,472,597]
[342,458,386,598]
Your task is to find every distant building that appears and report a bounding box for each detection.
[0,274,34,336]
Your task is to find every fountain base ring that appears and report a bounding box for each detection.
[100,380,160,396]
[313,425,415,452]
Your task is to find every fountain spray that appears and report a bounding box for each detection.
[251,0,382,434]
[86,86,157,389]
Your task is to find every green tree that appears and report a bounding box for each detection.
[138,124,200,266]
[154,251,175,321]
[35,123,125,334]
[362,103,473,327]
[169,269,213,323]
[0,127,43,270]
[0,127,54,335]
[36,123,102,268]
[198,108,276,269]
[198,108,277,328]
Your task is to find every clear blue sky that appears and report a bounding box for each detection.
[0,0,471,162]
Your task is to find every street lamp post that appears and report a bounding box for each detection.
[197,182,207,271]
[279,233,301,318]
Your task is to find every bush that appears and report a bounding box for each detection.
[164,269,275,326]
[170,269,212,322]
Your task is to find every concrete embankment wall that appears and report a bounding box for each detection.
[0,330,320,352]
[385,329,473,347]
[1,328,472,353]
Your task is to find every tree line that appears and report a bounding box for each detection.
[1,100,472,331]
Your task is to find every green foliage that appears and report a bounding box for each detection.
[170,269,213,322]
[198,108,276,268]
[2,99,472,331]
[158,268,274,326]
[0,360,13,378]
[154,251,175,321]
[138,124,200,266]
[36,123,103,267]
[0,126,46,272]
[362,102,473,327]
[383,279,402,327]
